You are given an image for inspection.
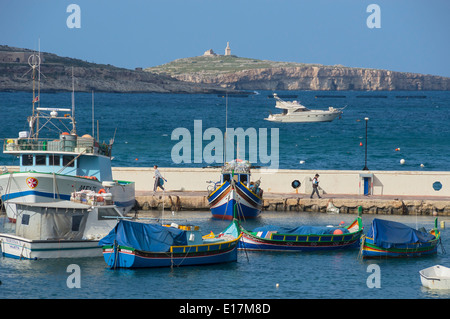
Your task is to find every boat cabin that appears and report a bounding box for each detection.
[3,133,113,181]
[221,171,249,187]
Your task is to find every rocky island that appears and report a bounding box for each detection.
[146,55,450,91]
[2,45,449,93]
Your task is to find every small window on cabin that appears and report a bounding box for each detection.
[71,215,83,232]
[223,174,231,183]
[63,155,75,167]
[35,155,47,166]
[22,154,33,166]
[49,155,60,166]
[22,214,30,225]
[240,174,248,184]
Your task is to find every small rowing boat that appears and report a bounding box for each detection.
[419,265,450,290]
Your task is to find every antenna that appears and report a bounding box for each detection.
[92,90,95,137]
[38,38,41,109]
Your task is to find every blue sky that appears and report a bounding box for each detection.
[1,0,449,77]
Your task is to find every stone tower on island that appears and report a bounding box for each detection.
[225,42,231,56]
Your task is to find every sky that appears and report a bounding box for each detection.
[1,0,449,77]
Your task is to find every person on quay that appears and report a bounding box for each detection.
[153,165,167,194]
[310,173,321,199]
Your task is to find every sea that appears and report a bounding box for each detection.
[0,91,449,303]
[0,90,449,171]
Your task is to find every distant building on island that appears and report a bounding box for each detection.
[225,42,231,56]
[0,51,40,63]
[203,49,217,56]
[203,42,231,57]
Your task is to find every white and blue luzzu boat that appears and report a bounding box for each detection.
[207,159,263,220]
[0,53,135,222]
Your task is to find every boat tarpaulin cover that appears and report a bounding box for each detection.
[99,220,187,252]
[252,225,349,235]
[367,218,435,249]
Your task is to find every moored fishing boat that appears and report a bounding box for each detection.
[99,219,241,268]
[360,218,441,258]
[0,51,135,222]
[239,214,363,252]
[0,196,125,259]
[207,159,263,220]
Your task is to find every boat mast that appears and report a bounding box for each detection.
[71,67,77,135]
[224,92,228,164]
[28,50,41,139]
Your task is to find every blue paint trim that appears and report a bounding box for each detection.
[1,190,71,201]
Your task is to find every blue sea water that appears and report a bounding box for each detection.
[0,91,449,302]
[0,212,448,301]
[0,90,449,171]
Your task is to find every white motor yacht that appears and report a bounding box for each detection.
[265,93,345,123]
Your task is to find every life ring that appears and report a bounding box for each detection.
[291,180,301,189]
[98,188,106,194]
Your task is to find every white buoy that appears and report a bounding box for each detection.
[276,283,279,289]
[299,160,305,164]
[420,164,424,168]
[400,159,405,165]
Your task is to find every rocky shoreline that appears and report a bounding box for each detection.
[133,192,450,216]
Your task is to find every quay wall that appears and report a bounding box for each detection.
[4,166,450,215]
[110,167,450,216]
[110,167,450,197]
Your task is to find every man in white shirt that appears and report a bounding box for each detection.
[153,165,167,194]
[310,173,321,199]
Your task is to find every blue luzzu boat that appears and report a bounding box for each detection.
[99,219,241,269]
[207,159,263,220]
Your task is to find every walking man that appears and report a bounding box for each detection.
[153,165,167,194]
[310,173,321,198]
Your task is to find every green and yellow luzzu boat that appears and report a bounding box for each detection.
[360,218,441,258]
